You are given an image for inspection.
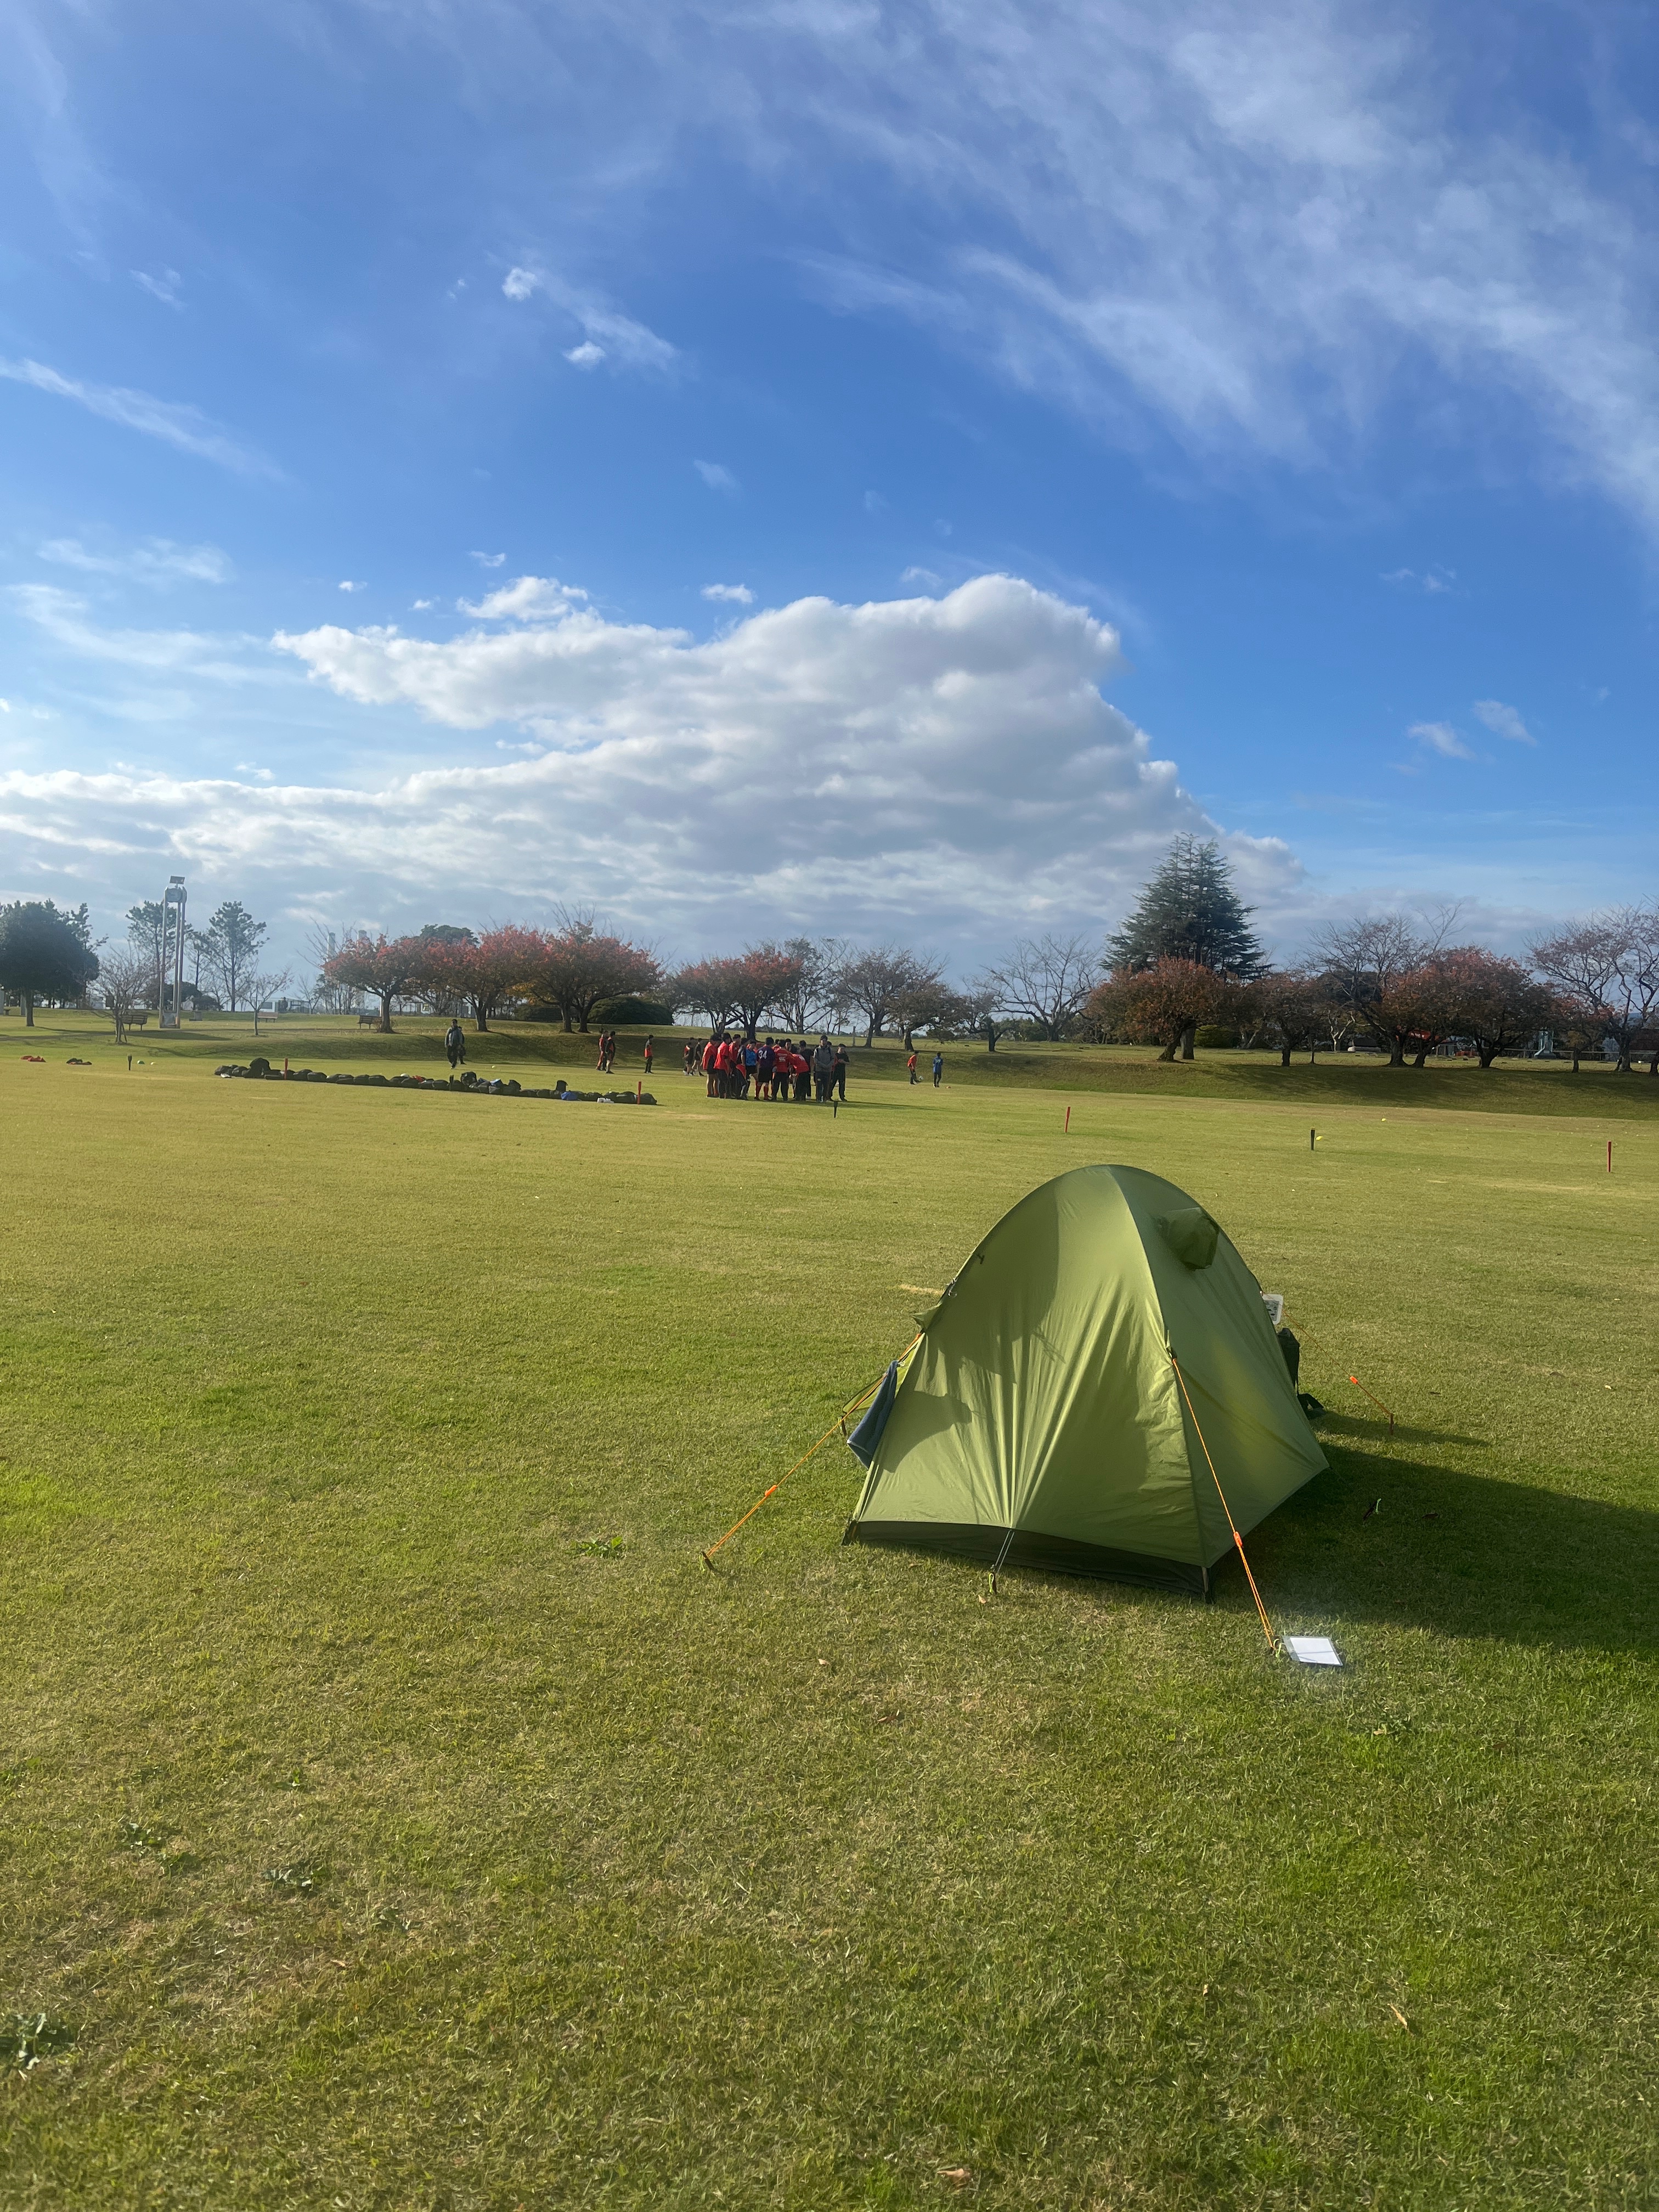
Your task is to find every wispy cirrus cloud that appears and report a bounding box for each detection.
[39,535,232,586]
[1472,698,1535,744]
[9,583,267,684]
[131,267,182,308]
[693,459,738,494]
[701,582,753,604]
[0,356,274,475]
[500,266,678,373]
[1409,719,1475,761]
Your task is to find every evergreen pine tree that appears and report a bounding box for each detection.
[1105,836,1266,977]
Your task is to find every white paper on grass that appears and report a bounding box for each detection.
[1261,1292,1285,1327]
[1283,1635,1342,1667]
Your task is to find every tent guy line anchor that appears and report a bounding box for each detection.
[701,1336,923,1568]
[1282,1309,1395,1435]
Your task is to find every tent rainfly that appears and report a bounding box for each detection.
[843,1164,1326,1596]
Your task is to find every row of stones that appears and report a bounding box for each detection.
[216,1063,657,1104]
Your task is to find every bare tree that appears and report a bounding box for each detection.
[1531,910,1659,1074]
[1246,968,1333,1065]
[98,948,151,1044]
[974,934,1101,1042]
[247,968,294,1037]
[835,945,945,1045]
[774,937,848,1033]
[1312,914,1442,1064]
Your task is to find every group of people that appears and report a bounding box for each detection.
[686,1032,849,1103]
[594,1032,657,1075]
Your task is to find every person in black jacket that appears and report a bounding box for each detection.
[444,1019,466,1070]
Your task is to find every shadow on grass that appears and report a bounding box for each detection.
[1310,1409,1492,1451]
[1238,1442,1659,1655]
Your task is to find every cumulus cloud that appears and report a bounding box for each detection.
[0,356,273,475]
[1409,719,1475,761]
[3,572,1299,948]
[1472,698,1535,744]
[40,536,231,586]
[565,342,605,368]
[261,574,1293,935]
[702,582,753,603]
[456,575,589,622]
[338,580,366,593]
[694,459,738,493]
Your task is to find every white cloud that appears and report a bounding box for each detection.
[1472,698,1535,745]
[131,268,182,308]
[338,580,366,593]
[39,536,231,586]
[438,5,1659,539]
[702,582,754,604]
[9,584,267,685]
[0,356,273,475]
[469,550,506,568]
[456,575,589,622]
[1409,719,1475,761]
[694,459,738,493]
[499,266,677,371]
[257,573,1290,938]
[412,597,435,611]
[901,566,942,588]
[1383,567,1455,594]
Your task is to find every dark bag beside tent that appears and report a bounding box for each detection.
[843,1164,1325,1595]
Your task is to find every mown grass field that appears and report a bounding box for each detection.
[2,1014,1655,2209]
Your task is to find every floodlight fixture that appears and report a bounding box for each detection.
[160,874,187,1028]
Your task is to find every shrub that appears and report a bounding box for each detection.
[1194,1025,1239,1049]
[590,996,673,1028]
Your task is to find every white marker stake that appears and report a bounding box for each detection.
[1283,1635,1342,1667]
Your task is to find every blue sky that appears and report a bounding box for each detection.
[2,0,1656,974]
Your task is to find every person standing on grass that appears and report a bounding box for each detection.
[702,1035,719,1097]
[932,1049,944,1088]
[832,1042,848,1101]
[906,1046,919,1084]
[795,1041,812,1102]
[444,1018,466,1070]
[813,1035,835,1102]
[757,1036,775,1098]
[642,1035,654,1080]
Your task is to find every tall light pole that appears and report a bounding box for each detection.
[160,876,187,1028]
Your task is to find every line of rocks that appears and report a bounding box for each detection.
[216,1059,656,1104]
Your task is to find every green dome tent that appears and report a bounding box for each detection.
[843,1165,1326,1596]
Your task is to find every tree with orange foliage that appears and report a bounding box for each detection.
[1085,957,1232,1062]
[322,934,425,1033]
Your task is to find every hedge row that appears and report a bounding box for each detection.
[217,1061,656,1105]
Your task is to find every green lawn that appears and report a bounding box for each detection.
[2,1015,1655,2208]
